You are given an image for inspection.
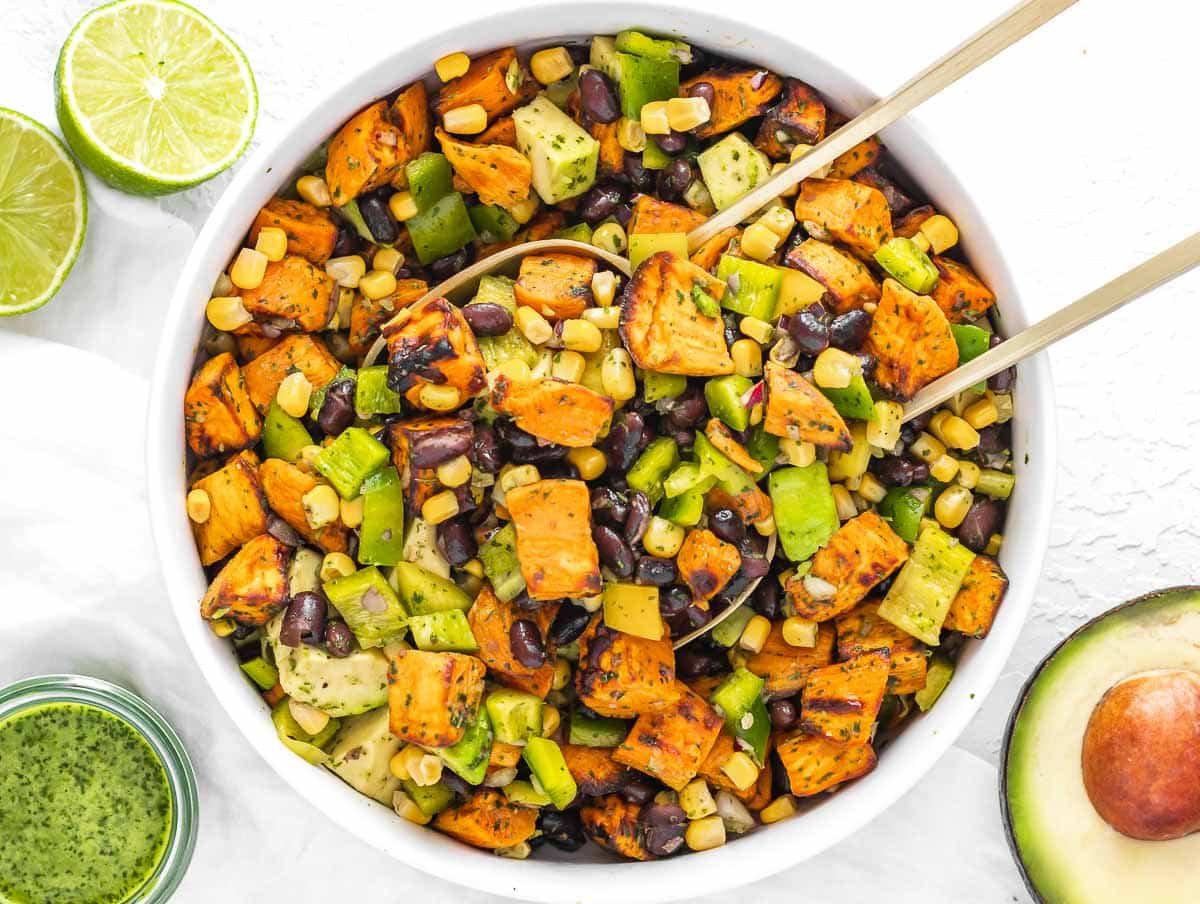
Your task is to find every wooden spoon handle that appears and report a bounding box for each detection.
[902,232,1200,422]
[686,0,1077,252]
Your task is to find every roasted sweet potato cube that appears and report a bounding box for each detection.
[348,277,428,358]
[249,198,338,264]
[755,79,826,159]
[506,479,602,600]
[382,296,488,408]
[677,529,741,604]
[704,419,762,474]
[258,458,352,554]
[785,511,909,622]
[433,789,538,850]
[190,450,269,566]
[489,741,523,768]
[436,126,532,210]
[386,416,477,512]
[698,732,775,805]
[836,601,928,695]
[620,251,734,376]
[894,204,935,238]
[433,48,535,122]
[828,136,883,180]
[240,333,341,414]
[387,649,486,748]
[325,100,404,206]
[562,744,635,796]
[705,484,773,527]
[474,115,517,147]
[681,69,782,140]
[238,254,335,333]
[386,81,432,190]
[799,650,891,744]
[613,683,723,790]
[517,209,566,243]
[184,352,262,458]
[776,732,877,797]
[689,226,740,272]
[576,617,679,718]
[589,119,625,176]
[512,253,597,321]
[943,555,1008,637]
[762,361,851,450]
[746,621,835,698]
[469,585,559,697]
[627,194,706,236]
[580,795,651,860]
[783,238,881,314]
[930,256,997,323]
[865,279,959,401]
[199,533,290,625]
[491,376,613,448]
[233,333,279,364]
[794,178,893,259]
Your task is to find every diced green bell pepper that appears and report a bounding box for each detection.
[768,463,839,562]
[553,222,594,244]
[358,466,406,566]
[874,237,940,294]
[877,525,975,645]
[693,431,756,498]
[407,192,477,265]
[663,461,717,499]
[711,605,755,648]
[354,365,403,417]
[263,400,314,463]
[568,711,628,747]
[436,706,493,785]
[628,231,687,270]
[640,138,673,171]
[710,667,769,764]
[691,284,721,317]
[951,323,991,365]
[878,486,932,544]
[626,436,678,504]
[522,737,578,809]
[614,29,690,62]
[504,779,552,807]
[479,523,525,602]
[337,200,375,243]
[658,485,705,527]
[976,469,1014,500]
[240,656,279,691]
[613,52,679,119]
[915,654,955,711]
[820,374,877,422]
[314,427,389,499]
[745,424,780,476]
[486,688,543,745]
[405,152,454,211]
[323,566,408,648]
[643,370,688,403]
[393,561,473,614]
[402,779,455,817]
[716,255,781,320]
[272,699,340,765]
[469,204,519,243]
[408,609,478,652]
[705,374,754,431]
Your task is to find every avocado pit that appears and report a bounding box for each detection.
[1080,668,1200,841]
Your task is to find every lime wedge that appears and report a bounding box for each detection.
[0,109,88,316]
[55,0,257,195]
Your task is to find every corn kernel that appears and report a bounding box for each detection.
[779,438,816,468]
[372,247,405,275]
[495,841,532,860]
[832,484,857,521]
[928,410,952,443]
[297,445,323,473]
[782,615,818,648]
[685,814,727,851]
[443,103,488,135]
[582,305,620,330]
[421,490,460,525]
[206,295,252,333]
[720,751,760,791]
[387,191,419,223]
[567,446,607,481]
[929,453,960,483]
[666,96,711,132]
[296,174,332,207]
[616,117,647,152]
[592,221,627,254]
[590,270,618,308]
[731,338,763,378]
[858,472,888,504]
[754,513,775,536]
[985,533,1004,556]
[320,552,356,582]
[919,214,959,254]
[789,142,832,178]
[739,316,775,345]
[546,350,583,383]
[230,247,268,290]
[601,348,637,401]
[749,402,764,426]
[541,706,561,738]
[276,372,313,418]
[491,358,533,386]
[360,269,397,301]
[813,347,861,389]
[866,400,904,450]
[255,226,288,262]
[683,179,716,215]
[392,790,431,825]
[679,779,718,820]
[935,485,973,529]
[435,454,472,489]
[499,464,540,493]
[956,460,981,490]
[530,46,574,85]
[578,594,603,613]
[941,415,980,451]
[758,205,797,240]
[435,51,470,82]
[289,698,330,736]
[302,484,340,530]
[186,488,211,524]
[463,558,485,580]
[759,795,798,824]
[963,398,999,430]
[388,750,412,781]
[562,319,603,353]
[911,232,932,253]
[738,615,771,654]
[909,431,946,463]
[531,350,556,381]
[418,383,462,412]
[332,496,362,531]
[552,658,572,691]
[642,516,685,558]
[640,100,670,135]
[207,617,236,637]
[769,162,800,198]
[515,306,553,345]
[326,254,366,288]
[409,753,443,787]
[740,222,781,262]
[776,268,826,318]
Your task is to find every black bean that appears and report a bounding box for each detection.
[461,302,513,337]
[539,809,586,852]
[675,644,726,679]
[639,803,688,857]
[201,329,236,357]
[671,429,695,452]
[787,309,831,356]
[590,486,630,527]
[579,69,621,123]
[769,699,798,731]
[680,604,712,632]
[752,580,783,620]
[357,190,398,245]
[316,379,356,436]
[600,411,648,471]
[856,352,877,378]
[615,203,633,228]
[330,224,363,258]
[620,776,658,805]
[958,498,1004,552]
[635,556,677,587]
[623,491,652,545]
[497,419,569,464]
[829,309,872,350]
[549,602,591,646]
[593,525,635,578]
[579,182,625,224]
[324,621,354,658]
[989,365,1015,393]
[437,518,477,566]
[623,153,654,191]
[708,508,745,544]
[665,387,707,429]
[266,515,303,547]
[659,586,691,619]
[509,619,548,668]
[410,427,474,468]
[280,591,327,647]
[655,130,688,154]
[685,81,717,108]
[909,461,931,483]
[470,424,501,474]
[875,455,916,487]
[440,770,472,798]
[428,247,471,282]
[656,158,693,201]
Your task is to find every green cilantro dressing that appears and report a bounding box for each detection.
[0,703,172,904]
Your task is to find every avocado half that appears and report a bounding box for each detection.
[1001,587,1200,904]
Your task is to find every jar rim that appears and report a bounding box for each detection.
[0,674,199,903]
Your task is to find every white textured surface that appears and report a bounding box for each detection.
[3,0,1200,899]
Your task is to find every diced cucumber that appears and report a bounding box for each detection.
[323,566,408,649]
[359,466,406,566]
[473,275,517,311]
[745,424,780,476]
[503,779,552,808]
[877,526,976,645]
[589,36,621,81]
[486,688,544,745]
[642,370,688,403]
[716,255,781,320]
[239,655,279,691]
[405,152,454,211]
[874,237,939,294]
[663,461,717,499]
[915,654,955,711]
[408,609,478,652]
[407,192,477,264]
[705,374,754,431]
[627,436,678,505]
[603,583,663,641]
[769,463,839,562]
[514,96,599,204]
[976,468,1014,500]
[697,134,771,211]
[711,605,755,648]
[393,561,473,615]
[354,366,403,417]
[271,699,339,766]
[878,486,932,544]
[820,374,877,422]
[314,427,389,499]
[469,204,519,243]
[522,737,578,810]
[479,523,526,602]
[262,401,314,463]
[478,328,539,372]
[402,779,455,817]
[435,706,493,785]
[628,231,687,270]
[568,711,629,747]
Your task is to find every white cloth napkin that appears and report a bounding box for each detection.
[0,332,1028,903]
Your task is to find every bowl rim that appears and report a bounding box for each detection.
[146,4,1057,901]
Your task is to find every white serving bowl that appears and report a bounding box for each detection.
[147,5,1055,901]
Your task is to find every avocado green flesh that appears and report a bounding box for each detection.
[268,616,390,717]
[1005,589,1200,904]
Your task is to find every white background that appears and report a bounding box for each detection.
[3,0,1200,900]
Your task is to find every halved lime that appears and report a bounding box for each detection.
[0,109,88,316]
[55,0,257,195]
